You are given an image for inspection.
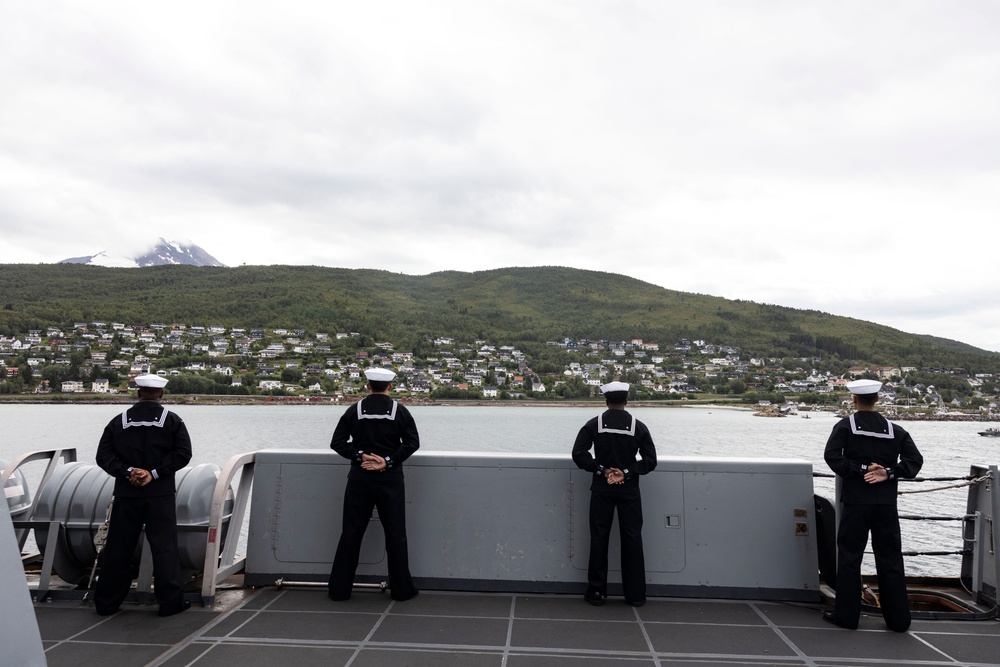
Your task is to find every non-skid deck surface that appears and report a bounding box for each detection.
[35,589,1000,667]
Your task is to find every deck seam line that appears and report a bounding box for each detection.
[190,635,681,658]
[649,650,809,662]
[500,594,516,667]
[144,586,282,667]
[633,604,664,667]
[41,607,120,656]
[808,659,981,666]
[343,596,396,667]
[748,602,818,667]
[909,630,964,664]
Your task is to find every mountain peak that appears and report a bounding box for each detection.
[59,239,225,267]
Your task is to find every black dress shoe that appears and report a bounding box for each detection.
[584,589,606,606]
[627,599,646,608]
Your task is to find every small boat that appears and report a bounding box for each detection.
[978,427,1000,437]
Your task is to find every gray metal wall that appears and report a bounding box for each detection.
[1,503,45,666]
[964,464,999,605]
[245,450,820,601]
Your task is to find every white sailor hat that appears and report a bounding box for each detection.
[600,381,630,394]
[846,379,882,395]
[364,368,396,382]
[134,374,168,389]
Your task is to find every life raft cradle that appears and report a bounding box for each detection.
[2,447,251,606]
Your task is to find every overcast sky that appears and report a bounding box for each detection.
[2,1,999,351]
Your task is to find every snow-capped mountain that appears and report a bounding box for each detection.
[59,239,226,267]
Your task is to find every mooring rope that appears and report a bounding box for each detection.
[897,474,991,495]
[813,471,980,483]
[901,549,970,557]
[812,471,991,495]
[822,470,996,564]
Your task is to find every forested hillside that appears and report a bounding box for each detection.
[1,264,997,372]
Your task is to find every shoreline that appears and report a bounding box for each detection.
[0,394,737,409]
[1,394,996,421]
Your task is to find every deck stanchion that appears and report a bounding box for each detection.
[200,451,256,606]
[991,466,1000,619]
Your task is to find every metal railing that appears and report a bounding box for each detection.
[815,465,1000,615]
[200,451,255,605]
[3,448,256,605]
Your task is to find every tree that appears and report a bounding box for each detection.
[0,379,24,394]
[554,376,592,399]
[41,365,71,386]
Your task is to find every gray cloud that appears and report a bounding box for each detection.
[2,1,1000,349]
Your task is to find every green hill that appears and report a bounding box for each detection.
[1,263,996,371]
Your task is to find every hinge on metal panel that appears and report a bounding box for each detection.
[567,477,574,559]
[271,474,283,552]
[989,517,995,556]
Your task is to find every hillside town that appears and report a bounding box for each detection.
[1,321,998,416]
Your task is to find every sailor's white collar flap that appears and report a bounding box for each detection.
[848,413,894,439]
[597,413,636,436]
[357,398,398,420]
[121,405,170,429]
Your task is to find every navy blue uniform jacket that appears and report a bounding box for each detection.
[96,402,193,498]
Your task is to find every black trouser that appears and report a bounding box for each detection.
[328,476,417,601]
[587,488,645,603]
[835,503,911,632]
[94,494,186,615]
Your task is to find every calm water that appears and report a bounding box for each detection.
[3,403,998,577]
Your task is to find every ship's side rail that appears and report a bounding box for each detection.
[965,464,1000,610]
[200,451,255,604]
[5,451,999,613]
[2,447,77,552]
[815,466,999,613]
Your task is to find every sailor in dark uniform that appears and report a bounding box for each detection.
[94,374,192,616]
[328,367,420,601]
[572,381,657,606]
[823,379,923,631]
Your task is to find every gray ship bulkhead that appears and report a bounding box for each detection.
[2,501,45,666]
[245,450,820,601]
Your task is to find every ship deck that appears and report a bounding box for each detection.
[34,588,1000,667]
